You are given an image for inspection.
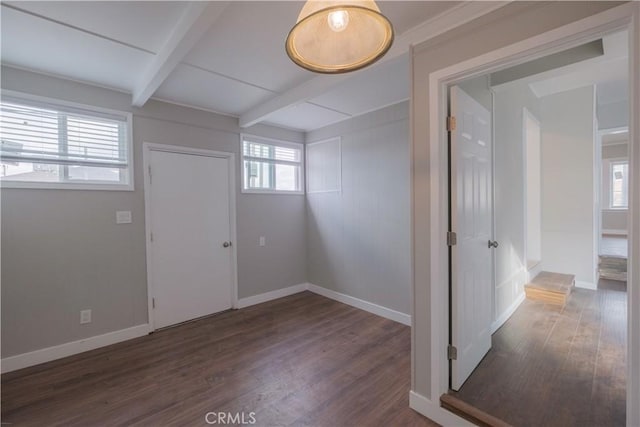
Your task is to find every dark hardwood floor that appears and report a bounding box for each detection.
[453,281,627,427]
[1,291,437,427]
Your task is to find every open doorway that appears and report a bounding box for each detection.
[446,29,630,425]
[599,127,630,289]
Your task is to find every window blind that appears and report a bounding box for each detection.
[0,99,128,169]
[242,140,301,163]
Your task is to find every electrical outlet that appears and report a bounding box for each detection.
[259,236,266,247]
[116,211,132,224]
[80,309,92,324]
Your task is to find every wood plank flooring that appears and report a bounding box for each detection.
[1,291,438,427]
[453,281,627,427]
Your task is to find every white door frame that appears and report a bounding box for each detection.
[425,4,639,425]
[143,142,239,331]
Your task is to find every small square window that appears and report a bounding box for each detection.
[241,136,303,194]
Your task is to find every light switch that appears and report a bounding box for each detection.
[259,236,266,247]
[116,211,132,224]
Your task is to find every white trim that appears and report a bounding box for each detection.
[236,283,308,309]
[1,324,150,374]
[240,134,304,195]
[491,292,525,334]
[421,4,639,425]
[307,283,411,326]
[132,2,229,107]
[0,89,134,191]
[575,280,598,290]
[142,142,239,331]
[409,391,475,427]
[602,229,628,236]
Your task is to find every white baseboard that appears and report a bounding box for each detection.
[602,229,628,236]
[491,292,525,334]
[236,283,308,309]
[575,280,597,290]
[1,324,151,374]
[307,283,411,326]
[2,282,409,373]
[409,391,475,427]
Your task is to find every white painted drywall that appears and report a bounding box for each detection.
[540,85,597,287]
[493,83,541,321]
[525,109,542,264]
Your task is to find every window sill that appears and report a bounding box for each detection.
[0,181,134,191]
[241,189,304,195]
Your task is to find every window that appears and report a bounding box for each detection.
[0,92,132,190]
[610,160,629,209]
[241,135,303,194]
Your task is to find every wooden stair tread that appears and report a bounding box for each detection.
[524,271,575,305]
[525,271,575,295]
[441,393,513,427]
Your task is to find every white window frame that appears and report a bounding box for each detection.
[609,158,629,210]
[0,90,134,191]
[240,134,304,195]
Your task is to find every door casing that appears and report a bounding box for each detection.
[414,4,640,426]
[143,142,239,331]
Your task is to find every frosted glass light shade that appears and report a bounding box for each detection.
[286,0,394,74]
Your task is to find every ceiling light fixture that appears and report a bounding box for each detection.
[285,0,394,74]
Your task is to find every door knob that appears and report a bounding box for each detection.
[222,241,232,248]
[488,240,499,249]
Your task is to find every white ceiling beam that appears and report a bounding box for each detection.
[239,1,509,128]
[132,1,229,107]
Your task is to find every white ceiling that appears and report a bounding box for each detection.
[491,30,629,108]
[1,1,468,132]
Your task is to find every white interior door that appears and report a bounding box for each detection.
[450,86,494,390]
[148,149,234,329]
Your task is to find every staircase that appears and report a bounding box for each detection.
[599,255,627,282]
[524,271,575,305]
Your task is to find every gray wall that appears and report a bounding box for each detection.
[306,102,411,315]
[540,86,597,286]
[493,82,541,320]
[411,1,621,399]
[1,66,306,357]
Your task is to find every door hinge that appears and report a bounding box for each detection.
[448,344,458,360]
[148,165,152,184]
[447,116,457,132]
[447,231,457,246]
[152,298,156,309]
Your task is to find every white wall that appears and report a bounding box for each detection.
[525,109,542,264]
[598,100,629,130]
[306,102,411,315]
[493,83,541,321]
[540,85,597,287]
